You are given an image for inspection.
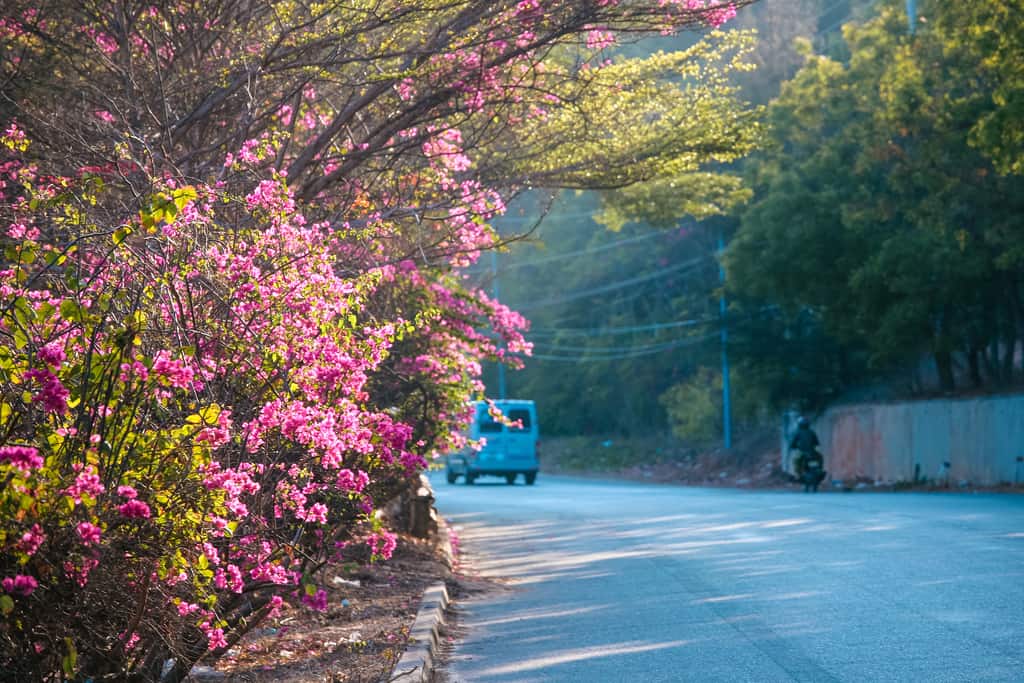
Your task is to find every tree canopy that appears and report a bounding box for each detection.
[500,0,1024,442]
[727,0,1024,396]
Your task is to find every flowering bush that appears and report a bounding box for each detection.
[0,142,524,678]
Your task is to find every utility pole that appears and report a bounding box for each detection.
[491,250,507,400]
[718,234,732,450]
[906,0,916,34]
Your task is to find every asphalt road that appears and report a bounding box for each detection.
[433,474,1024,682]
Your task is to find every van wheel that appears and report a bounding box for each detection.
[446,470,457,484]
[505,474,516,485]
[465,473,476,485]
[524,472,537,485]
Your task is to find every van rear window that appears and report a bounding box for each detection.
[507,409,532,430]
[477,409,503,433]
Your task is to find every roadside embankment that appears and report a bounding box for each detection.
[538,428,790,488]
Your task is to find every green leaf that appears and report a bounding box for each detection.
[35,302,54,319]
[0,595,13,615]
[198,403,221,425]
[172,186,198,212]
[62,637,77,676]
[12,297,34,327]
[113,226,132,246]
[59,300,82,322]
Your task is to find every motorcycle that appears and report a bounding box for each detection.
[792,450,827,493]
[801,459,826,493]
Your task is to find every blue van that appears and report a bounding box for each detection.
[445,400,539,485]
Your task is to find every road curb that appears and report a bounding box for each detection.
[386,492,456,683]
[387,581,450,682]
[436,514,457,571]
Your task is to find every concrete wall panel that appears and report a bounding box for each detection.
[808,394,1024,486]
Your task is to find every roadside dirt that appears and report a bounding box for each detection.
[540,428,794,489]
[197,536,448,683]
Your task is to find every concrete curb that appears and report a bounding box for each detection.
[385,482,457,683]
[387,581,450,682]
[435,514,457,571]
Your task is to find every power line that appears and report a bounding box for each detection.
[517,255,710,311]
[460,227,684,276]
[528,272,680,316]
[501,228,683,270]
[522,284,672,330]
[528,314,718,338]
[523,307,780,359]
[817,12,852,37]
[816,0,905,41]
[494,209,601,224]
[815,0,856,39]
[531,332,709,353]
[817,0,849,24]
[523,331,720,362]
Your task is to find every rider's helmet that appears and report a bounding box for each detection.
[797,416,810,428]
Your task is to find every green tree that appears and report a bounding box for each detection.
[931,2,1024,175]
[727,1,1024,395]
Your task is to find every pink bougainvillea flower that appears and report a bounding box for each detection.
[300,588,328,611]
[23,368,70,414]
[18,524,46,556]
[37,342,66,367]
[76,522,102,545]
[368,531,398,560]
[64,465,105,503]
[0,445,43,471]
[305,502,328,524]
[117,500,152,519]
[116,485,138,499]
[2,574,38,596]
[206,627,228,651]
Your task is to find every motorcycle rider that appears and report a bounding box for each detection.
[790,417,826,492]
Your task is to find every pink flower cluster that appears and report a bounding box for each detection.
[117,500,152,519]
[76,522,102,545]
[64,465,105,504]
[23,368,70,414]
[2,574,38,596]
[0,445,43,471]
[422,128,472,172]
[658,0,737,28]
[17,525,46,556]
[151,350,198,390]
